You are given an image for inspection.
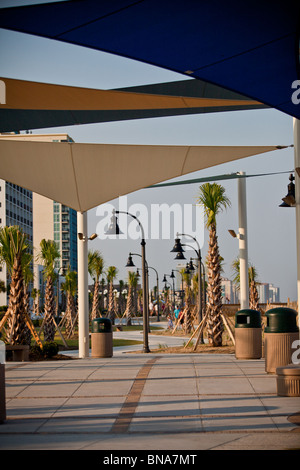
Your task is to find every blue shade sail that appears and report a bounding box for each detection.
[0,0,299,118]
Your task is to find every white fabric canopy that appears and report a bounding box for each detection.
[0,140,281,212]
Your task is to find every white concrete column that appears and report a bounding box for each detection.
[293,118,300,321]
[77,211,89,358]
[238,172,249,309]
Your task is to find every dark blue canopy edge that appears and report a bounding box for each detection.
[0,0,299,119]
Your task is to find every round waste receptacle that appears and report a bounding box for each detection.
[235,309,262,359]
[91,318,113,358]
[264,307,299,373]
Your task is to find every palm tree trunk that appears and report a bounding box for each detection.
[183,289,192,334]
[23,284,31,345]
[124,286,133,326]
[65,292,76,338]
[44,276,56,342]
[108,281,115,324]
[249,281,259,310]
[91,279,100,320]
[8,259,27,345]
[206,223,223,346]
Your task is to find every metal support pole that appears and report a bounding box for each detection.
[141,239,150,352]
[293,118,300,325]
[156,273,160,322]
[178,233,202,323]
[237,172,249,309]
[78,211,89,358]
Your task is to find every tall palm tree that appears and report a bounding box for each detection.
[197,182,231,346]
[31,287,40,318]
[61,268,77,338]
[181,269,193,333]
[118,279,126,316]
[124,271,138,326]
[0,226,32,345]
[38,239,60,342]
[232,258,260,310]
[88,250,104,320]
[22,254,34,345]
[106,266,118,323]
[100,278,106,311]
[163,286,172,317]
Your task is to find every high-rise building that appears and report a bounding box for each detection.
[0,179,33,305]
[0,132,77,306]
[221,278,239,304]
[269,284,280,303]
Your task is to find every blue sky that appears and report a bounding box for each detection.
[0,1,297,301]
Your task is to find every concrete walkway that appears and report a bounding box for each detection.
[1,343,300,451]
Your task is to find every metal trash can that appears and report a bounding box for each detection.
[264,307,299,374]
[235,309,262,359]
[276,364,300,397]
[91,318,113,358]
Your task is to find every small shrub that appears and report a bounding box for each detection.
[30,344,44,360]
[42,341,59,358]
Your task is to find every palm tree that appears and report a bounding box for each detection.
[124,271,138,326]
[249,266,260,310]
[0,226,31,345]
[163,286,172,317]
[88,250,104,320]
[106,266,118,323]
[118,280,126,316]
[38,239,60,342]
[181,269,193,333]
[197,182,231,346]
[61,268,77,338]
[31,287,40,318]
[22,255,34,345]
[232,258,260,310]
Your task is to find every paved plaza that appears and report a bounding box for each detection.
[1,340,299,451]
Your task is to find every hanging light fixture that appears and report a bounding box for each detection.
[184,263,191,274]
[125,253,135,267]
[279,173,296,207]
[105,209,123,234]
[188,260,195,272]
[170,237,185,253]
[174,251,186,260]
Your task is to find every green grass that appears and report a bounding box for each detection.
[34,326,146,351]
[113,338,143,347]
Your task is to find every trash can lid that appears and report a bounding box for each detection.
[276,364,300,376]
[91,317,112,332]
[265,307,299,333]
[235,309,261,328]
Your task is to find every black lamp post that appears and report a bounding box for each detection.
[172,268,184,306]
[163,273,175,306]
[171,233,203,330]
[106,210,150,353]
[131,257,160,322]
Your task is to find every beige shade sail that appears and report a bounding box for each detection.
[0,140,281,212]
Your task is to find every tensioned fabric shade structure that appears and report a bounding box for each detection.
[0,0,298,358]
[0,0,299,119]
[0,139,285,212]
[0,77,267,132]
